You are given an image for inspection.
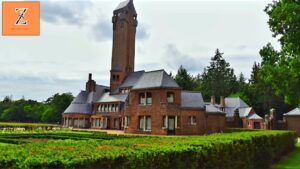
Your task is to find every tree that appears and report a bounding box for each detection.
[174,66,197,90]
[200,49,238,100]
[260,0,300,105]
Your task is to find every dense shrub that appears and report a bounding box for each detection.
[0,130,296,169]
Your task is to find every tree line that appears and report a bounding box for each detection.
[173,0,300,118]
[0,93,73,124]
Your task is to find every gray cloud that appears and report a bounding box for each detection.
[0,75,107,101]
[136,23,150,40]
[164,44,204,73]
[41,0,92,26]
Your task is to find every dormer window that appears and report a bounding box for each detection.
[167,92,174,103]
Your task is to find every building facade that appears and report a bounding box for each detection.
[62,0,226,135]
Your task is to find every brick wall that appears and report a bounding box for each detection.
[286,116,300,136]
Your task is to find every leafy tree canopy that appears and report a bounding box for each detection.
[260,0,300,105]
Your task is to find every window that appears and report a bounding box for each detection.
[163,116,167,128]
[139,93,146,105]
[188,116,196,125]
[139,116,144,130]
[146,116,152,130]
[138,116,152,131]
[101,104,104,112]
[104,104,108,112]
[124,116,130,128]
[108,104,112,112]
[167,92,174,103]
[111,104,115,112]
[114,104,118,112]
[146,92,152,105]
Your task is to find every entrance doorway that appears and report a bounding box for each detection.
[167,116,175,135]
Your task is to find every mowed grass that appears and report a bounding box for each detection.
[273,142,300,169]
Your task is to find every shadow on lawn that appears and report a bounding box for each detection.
[273,142,300,169]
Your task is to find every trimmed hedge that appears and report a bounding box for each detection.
[0,130,296,169]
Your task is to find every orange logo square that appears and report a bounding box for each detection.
[2,1,40,36]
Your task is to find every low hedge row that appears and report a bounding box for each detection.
[0,130,296,169]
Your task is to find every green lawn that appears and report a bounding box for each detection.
[273,142,300,169]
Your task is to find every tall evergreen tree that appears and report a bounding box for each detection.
[200,49,238,100]
[174,65,196,90]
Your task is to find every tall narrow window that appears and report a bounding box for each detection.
[146,116,152,130]
[105,104,108,112]
[139,116,144,130]
[139,93,145,105]
[146,92,152,105]
[101,105,104,112]
[167,92,174,103]
[111,104,115,112]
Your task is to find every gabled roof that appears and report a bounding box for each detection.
[224,97,251,117]
[248,113,263,120]
[132,70,179,90]
[284,107,300,116]
[205,104,225,114]
[98,92,128,103]
[239,107,253,118]
[181,91,205,109]
[225,97,249,108]
[120,71,145,88]
[64,85,108,114]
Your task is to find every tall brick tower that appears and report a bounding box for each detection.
[110,0,137,93]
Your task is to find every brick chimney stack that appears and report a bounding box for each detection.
[86,73,96,92]
[211,96,216,105]
[220,96,225,111]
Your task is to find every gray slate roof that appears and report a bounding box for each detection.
[248,113,263,120]
[225,97,249,108]
[64,85,108,114]
[120,71,145,88]
[238,107,253,118]
[98,92,128,103]
[181,91,205,109]
[284,107,300,116]
[132,70,179,90]
[205,104,225,114]
[224,97,250,117]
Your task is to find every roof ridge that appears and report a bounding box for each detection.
[145,69,165,73]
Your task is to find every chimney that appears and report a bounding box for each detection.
[86,73,96,92]
[220,96,225,108]
[210,96,216,105]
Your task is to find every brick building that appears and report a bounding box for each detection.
[207,96,265,129]
[62,0,226,135]
[283,107,300,136]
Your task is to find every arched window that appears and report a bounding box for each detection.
[146,92,152,105]
[167,92,174,103]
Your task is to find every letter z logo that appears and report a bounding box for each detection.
[15,8,28,25]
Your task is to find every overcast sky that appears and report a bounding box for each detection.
[0,0,280,101]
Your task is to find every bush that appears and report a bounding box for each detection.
[0,130,296,169]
